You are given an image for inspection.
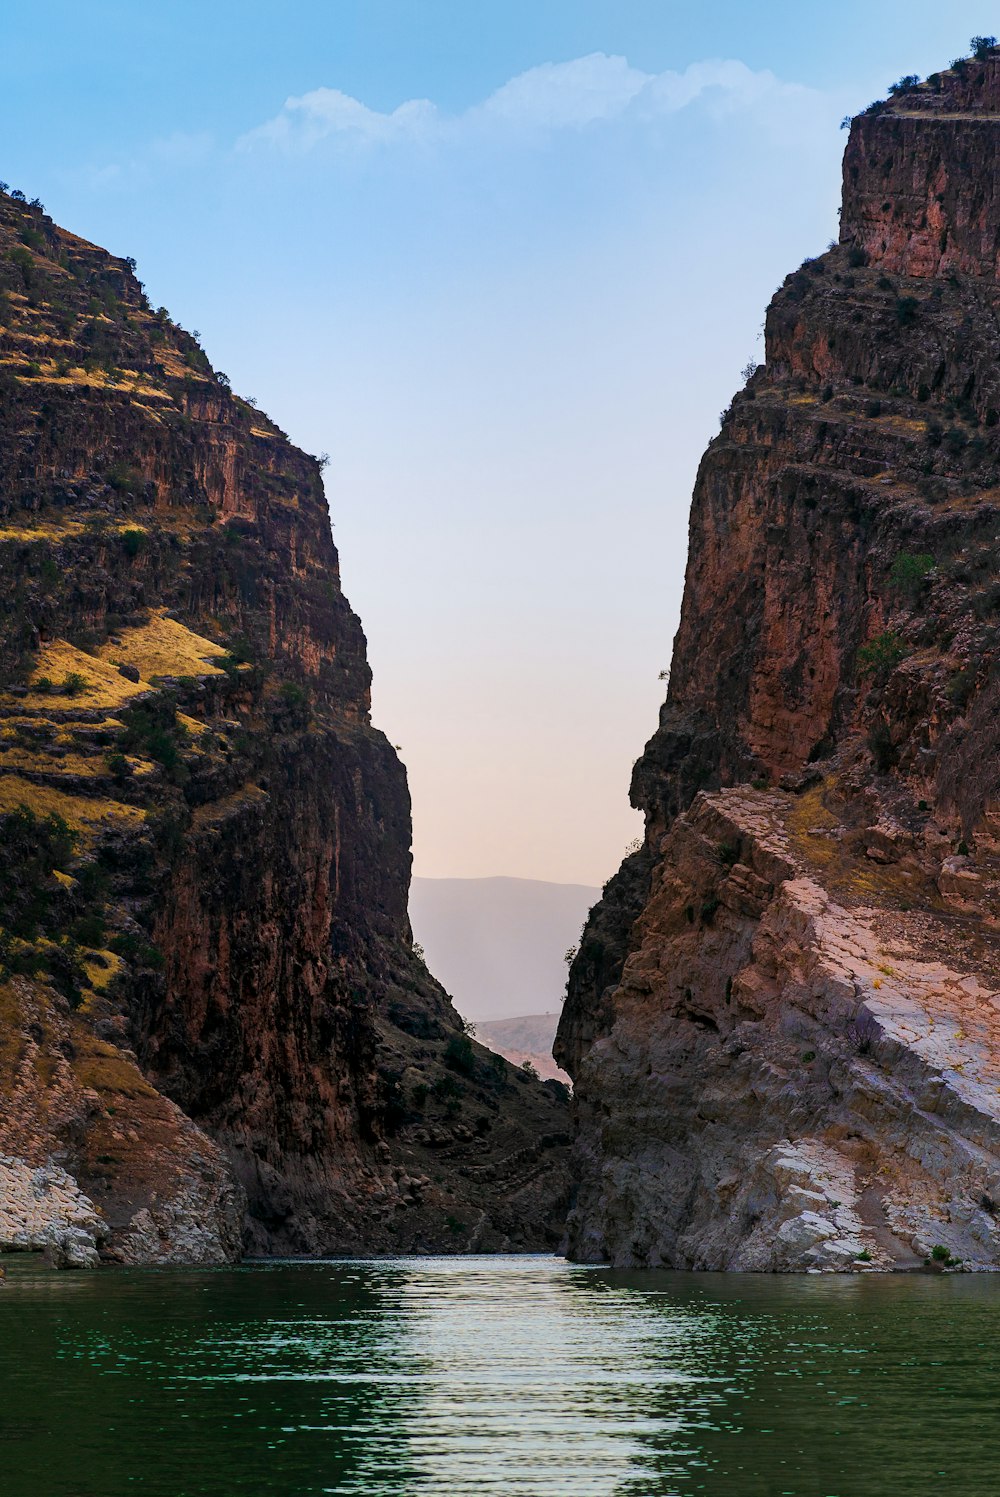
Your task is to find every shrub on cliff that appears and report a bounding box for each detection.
[889,551,935,604]
[857,630,908,683]
[0,808,76,938]
[867,718,898,772]
[444,1033,475,1076]
[972,35,998,60]
[895,295,919,327]
[120,700,189,782]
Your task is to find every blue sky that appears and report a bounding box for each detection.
[2,3,992,881]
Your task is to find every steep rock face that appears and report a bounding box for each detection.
[0,192,568,1261]
[557,50,1000,1270]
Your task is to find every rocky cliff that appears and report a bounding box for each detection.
[0,190,569,1264]
[556,46,1000,1271]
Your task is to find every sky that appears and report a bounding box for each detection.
[1,3,993,883]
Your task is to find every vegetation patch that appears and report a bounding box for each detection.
[30,640,146,709]
[0,775,145,832]
[857,630,908,683]
[889,551,935,605]
[96,611,227,682]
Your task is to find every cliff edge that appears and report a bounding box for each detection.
[0,189,568,1263]
[557,45,1000,1271]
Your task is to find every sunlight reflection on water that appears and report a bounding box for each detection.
[2,1252,998,1496]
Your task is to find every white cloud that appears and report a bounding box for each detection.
[477,54,650,129]
[237,53,811,153]
[240,89,438,150]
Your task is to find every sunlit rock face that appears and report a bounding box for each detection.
[557,52,1000,1271]
[0,192,569,1263]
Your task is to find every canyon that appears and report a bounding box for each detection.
[0,191,569,1264]
[557,49,1000,1271]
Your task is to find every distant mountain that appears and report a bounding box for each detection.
[409,876,600,1022]
[475,1014,571,1086]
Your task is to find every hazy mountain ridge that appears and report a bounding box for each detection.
[474,1014,571,1086]
[410,875,600,1021]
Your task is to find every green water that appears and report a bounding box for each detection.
[0,1254,995,1496]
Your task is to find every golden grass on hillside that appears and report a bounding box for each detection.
[0,519,85,542]
[0,748,104,778]
[81,949,123,994]
[0,775,145,832]
[27,640,149,709]
[1,716,126,735]
[177,711,209,741]
[191,784,268,830]
[97,612,227,681]
[72,1038,158,1099]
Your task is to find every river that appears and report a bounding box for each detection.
[0,1253,994,1495]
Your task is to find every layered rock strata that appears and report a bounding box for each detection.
[0,191,568,1262]
[557,49,1000,1270]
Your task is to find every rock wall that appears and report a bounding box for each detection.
[557,48,1000,1270]
[0,191,568,1263]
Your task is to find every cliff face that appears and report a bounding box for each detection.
[557,51,1000,1271]
[0,193,569,1263]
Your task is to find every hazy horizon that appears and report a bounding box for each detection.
[410,874,600,1021]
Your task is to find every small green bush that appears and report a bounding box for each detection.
[105,751,131,781]
[108,932,165,970]
[120,701,188,781]
[889,551,934,603]
[0,807,77,939]
[895,295,919,327]
[106,462,143,494]
[868,719,898,772]
[120,528,147,558]
[857,630,907,683]
[71,913,106,947]
[444,1033,475,1076]
[947,666,977,709]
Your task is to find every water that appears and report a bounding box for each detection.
[0,1254,996,1497]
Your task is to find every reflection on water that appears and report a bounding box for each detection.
[0,1252,997,1496]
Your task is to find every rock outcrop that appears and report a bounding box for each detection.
[0,190,568,1262]
[557,46,1000,1271]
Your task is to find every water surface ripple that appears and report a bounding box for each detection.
[0,1252,995,1495]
